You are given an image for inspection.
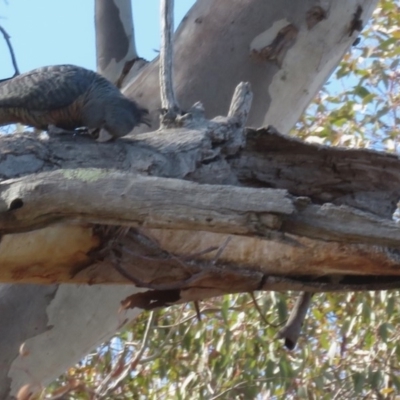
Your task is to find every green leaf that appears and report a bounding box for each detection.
[354,86,371,98]
[277,297,288,322]
[386,296,395,315]
[369,370,382,389]
[353,371,366,394]
[378,322,388,342]
[297,386,308,398]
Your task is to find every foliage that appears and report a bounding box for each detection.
[42,0,400,399]
[44,291,400,399]
[294,0,400,152]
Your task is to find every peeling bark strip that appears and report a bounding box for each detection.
[306,6,327,30]
[349,5,363,36]
[250,23,298,66]
[121,289,181,310]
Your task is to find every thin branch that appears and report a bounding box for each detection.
[131,311,155,365]
[209,381,248,400]
[140,317,177,363]
[263,276,400,292]
[277,292,313,350]
[97,311,156,397]
[0,25,19,78]
[159,0,180,120]
[250,292,286,328]
[194,300,202,321]
[95,347,127,395]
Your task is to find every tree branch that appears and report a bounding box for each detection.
[0,171,293,235]
[277,292,313,350]
[159,0,180,121]
[0,25,19,79]
[1,170,400,249]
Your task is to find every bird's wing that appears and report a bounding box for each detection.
[0,65,95,111]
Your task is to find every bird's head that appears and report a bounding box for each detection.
[103,97,150,139]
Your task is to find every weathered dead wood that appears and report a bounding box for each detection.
[0,171,292,234]
[0,120,399,287]
[1,170,400,249]
[0,75,397,291]
[2,127,399,216]
[233,128,400,218]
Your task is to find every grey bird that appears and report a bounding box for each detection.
[0,64,149,140]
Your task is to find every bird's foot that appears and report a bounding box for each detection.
[47,124,78,136]
[47,124,71,135]
[96,128,114,142]
[47,125,96,138]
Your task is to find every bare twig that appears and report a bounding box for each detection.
[97,311,156,397]
[262,276,400,292]
[250,292,286,328]
[209,381,248,400]
[140,318,177,363]
[159,0,180,121]
[277,292,314,350]
[95,347,127,395]
[0,25,19,78]
[194,301,202,321]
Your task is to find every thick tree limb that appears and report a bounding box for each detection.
[0,111,398,288]
[1,171,400,249]
[0,171,292,234]
[1,125,398,217]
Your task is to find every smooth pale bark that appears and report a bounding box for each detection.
[0,0,383,398]
[126,0,377,134]
[95,0,147,86]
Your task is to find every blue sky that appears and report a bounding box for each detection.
[0,1,195,78]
